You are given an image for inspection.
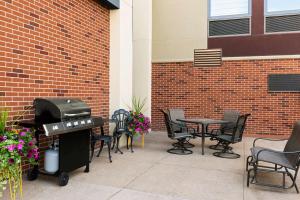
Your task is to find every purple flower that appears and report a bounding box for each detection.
[7,144,16,152]
[28,141,33,146]
[17,143,23,150]
[19,132,26,137]
[136,127,142,132]
[0,136,5,142]
[8,158,14,164]
[34,153,39,160]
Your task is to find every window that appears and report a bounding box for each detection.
[265,0,300,33]
[209,0,251,37]
[265,0,300,15]
[209,0,251,19]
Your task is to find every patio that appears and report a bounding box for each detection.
[1,0,300,199]
[3,132,299,200]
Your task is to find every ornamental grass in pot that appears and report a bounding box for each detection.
[127,97,151,143]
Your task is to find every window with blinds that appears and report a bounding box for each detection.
[265,0,300,33]
[209,0,251,37]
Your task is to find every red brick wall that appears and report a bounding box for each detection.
[152,59,300,137]
[0,0,110,167]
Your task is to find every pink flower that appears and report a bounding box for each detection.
[7,144,16,152]
[28,141,33,146]
[19,132,26,137]
[17,143,23,150]
[136,127,142,132]
[34,153,39,160]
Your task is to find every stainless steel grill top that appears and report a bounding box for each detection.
[34,98,91,124]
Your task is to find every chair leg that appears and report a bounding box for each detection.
[285,167,300,193]
[130,135,134,153]
[247,168,252,187]
[90,139,96,162]
[126,135,129,150]
[167,139,193,155]
[111,136,116,150]
[209,141,233,151]
[107,141,112,163]
[246,156,253,171]
[213,143,240,159]
[173,140,195,148]
[115,136,123,154]
[97,140,104,157]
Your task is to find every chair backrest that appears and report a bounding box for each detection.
[284,121,300,167]
[168,109,186,132]
[159,109,175,139]
[220,110,240,133]
[111,109,130,132]
[231,114,251,143]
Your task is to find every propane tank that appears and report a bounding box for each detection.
[44,142,59,174]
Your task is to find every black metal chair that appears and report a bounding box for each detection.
[213,114,251,159]
[160,109,193,155]
[168,108,196,148]
[111,109,133,154]
[90,117,112,163]
[246,121,300,193]
[209,110,240,150]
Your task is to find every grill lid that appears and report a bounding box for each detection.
[34,98,91,124]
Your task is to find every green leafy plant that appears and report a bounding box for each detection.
[0,110,38,200]
[131,96,147,114]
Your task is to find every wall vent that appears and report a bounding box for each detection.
[194,49,222,67]
[268,74,300,92]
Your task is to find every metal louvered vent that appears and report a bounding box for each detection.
[266,15,300,33]
[209,18,250,36]
[268,74,300,92]
[194,49,222,67]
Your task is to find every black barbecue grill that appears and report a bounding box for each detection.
[20,98,102,186]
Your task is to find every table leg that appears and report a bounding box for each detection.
[201,124,206,155]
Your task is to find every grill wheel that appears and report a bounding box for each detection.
[58,172,69,186]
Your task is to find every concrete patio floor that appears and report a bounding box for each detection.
[3,132,299,200]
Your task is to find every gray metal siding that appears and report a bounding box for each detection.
[209,18,250,36]
[266,15,300,33]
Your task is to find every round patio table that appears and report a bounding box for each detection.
[177,118,230,155]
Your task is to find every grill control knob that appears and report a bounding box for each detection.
[66,122,72,127]
[74,121,79,126]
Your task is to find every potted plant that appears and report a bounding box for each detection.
[127,97,151,147]
[0,110,38,200]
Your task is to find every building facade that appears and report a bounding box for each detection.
[151,0,300,137]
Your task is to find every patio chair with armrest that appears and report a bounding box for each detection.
[168,108,196,148]
[246,121,300,193]
[209,110,240,150]
[160,109,193,155]
[212,114,251,159]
